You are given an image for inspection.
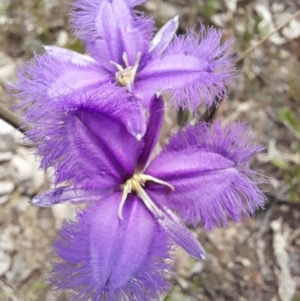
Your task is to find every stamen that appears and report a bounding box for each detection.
[122,53,130,68]
[118,182,131,219]
[109,52,142,89]
[138,174,174,192]
[135,184,164,218]
[109,61,123,72]
[131,52,141,73]
[119,173,174,219]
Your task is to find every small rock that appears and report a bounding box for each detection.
[0,195,9,205]
[0,251,11,276]
[0,120,21,141]
[0,233,14,252]
[236,256,252,267]
[39,218,51,230]
[0,51,16,83]
[227,261,234,269]
[0,151,13,162]
[254,3,286,45]
[177,277,189,290]
[210,13,229,27]
[52,203,77,225]
[56,30,68,47]
[16,196,30,212]
[11,154,33,181]
[190,262,204,275]
[12,148,47,192]
[32,167,46,192]
[0,121,12,135]
[282,18,300,40]
[4,225,21,236]
[6,254,30,283]
[0,181,14,195]
[271,3,284,13]
[224,0,238,13]
[0,134,16,152]
[175,247,194,278]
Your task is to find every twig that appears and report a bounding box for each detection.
[0,103,29,134]
[0,277,30,301]
[201,9,300,122]
[256,184,291,239]
[236,9,300,64]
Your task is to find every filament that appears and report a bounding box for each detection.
[118,173,174,219]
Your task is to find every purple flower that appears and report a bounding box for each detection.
[30,89,264,299]
[13,0,236,114]
[51,194,174,301]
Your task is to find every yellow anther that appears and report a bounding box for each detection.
[118,173,174,219]
[110,52,141,90]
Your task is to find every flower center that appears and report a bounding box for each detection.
[110,52,141,91]
[119,173,174,219]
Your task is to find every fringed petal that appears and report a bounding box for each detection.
[51,193,173,301]
[126,0,146,5]
[32,184,116,207]
[136,26,236,111]
[43,45,96,66]
[11,51,112,111]
[155,200,205,259]
[146,122,265,230]
[70,0,154,71]
[24,87,143,185]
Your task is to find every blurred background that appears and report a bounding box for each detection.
[0,0,300,300]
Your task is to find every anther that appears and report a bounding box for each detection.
[132,52,141,72]
[109,52,142,89]
[119,173,174,219]
[122,53,130,68]
[109,61,123,72]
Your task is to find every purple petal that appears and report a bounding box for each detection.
[43,45,96,66]
[125,0,146,5]
[25,88,143,186]
[51,193,173,300]
[12,52,112,109]
[12,50,145,137]
[71,0,154,71]
[146,122,265,230]
[136,26,236,111]
[32,184,116,207]
[147,15,179,58]
[136,93,164,171]
[156,201,205,260]
[126,95,147,139]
